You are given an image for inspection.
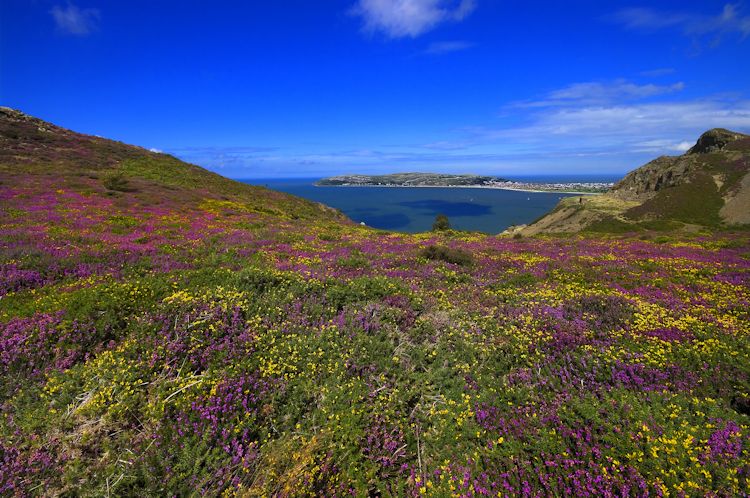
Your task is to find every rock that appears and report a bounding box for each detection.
[688,128,746,154]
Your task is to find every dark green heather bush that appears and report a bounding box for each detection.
[420,244,474,266]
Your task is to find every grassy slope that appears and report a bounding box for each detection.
[1,111,750,497]
[0,107,345,222]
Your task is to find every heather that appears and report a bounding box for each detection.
[1,169,749,497]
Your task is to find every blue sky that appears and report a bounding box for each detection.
[2,1,749,178]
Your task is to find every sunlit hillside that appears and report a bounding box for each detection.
[1,110,749,496]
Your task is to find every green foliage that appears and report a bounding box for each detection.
[431,214,451,231]
[420,244,474,266]
[337,250,371,269]
[103,171,133,192]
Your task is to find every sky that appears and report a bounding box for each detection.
[1,1,750,179]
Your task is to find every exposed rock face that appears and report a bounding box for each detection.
[688,128,747,154]
[609,156,695,201]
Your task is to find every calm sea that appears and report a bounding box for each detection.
[239,175,622,234]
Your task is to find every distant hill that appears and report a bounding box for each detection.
[516,128,750,235]
[316,172,507,186]
[0,107,345,221]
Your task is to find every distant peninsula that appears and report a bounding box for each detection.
[316,172,613,194]
[316,172,505,187]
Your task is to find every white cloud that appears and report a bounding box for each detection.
[475,99,750,158]
[633,140,695,153]
[674,141,694,152]
[50,4,100,36]
[496,100,750,143]
[611,3,750,39]
[352,0,476,38]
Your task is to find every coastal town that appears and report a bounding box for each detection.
[486,179,614,194]
[316,173,614,194]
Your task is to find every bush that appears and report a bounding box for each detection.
[103,172,133,192]
[420,245,473,266]
[432,214,451,231]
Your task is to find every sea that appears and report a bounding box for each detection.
[239,175,622,234]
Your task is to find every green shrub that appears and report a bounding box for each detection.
[103,172,133,192]
[432,214,451,231]
[420,245,474,266]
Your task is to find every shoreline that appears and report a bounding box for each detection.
[313,184,606,195]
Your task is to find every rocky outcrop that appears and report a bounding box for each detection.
[688,128,748,154]
[519,128,750,234]
[609,156,695,201]
[610,129,750,202]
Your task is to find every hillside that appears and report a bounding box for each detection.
[0,107,345,222]
[1,111,749,496]
[516,128,750,235]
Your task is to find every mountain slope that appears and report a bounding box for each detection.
[518,128,750,235]
[0,107,345,221]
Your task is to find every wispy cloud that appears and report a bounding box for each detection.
[50,3,100,36]
[611,3,750,39]
[475,96,750,158]
[509,101,750,140]
[175,77,750,177]
[640,68,676,77]
[352,0,476,38]
[422,40,474,54]
[419,81,750,171]
[634,139,693,153]
[168,145,279,170]
[422,139,471,150]
[513,79,685,108]
[179,93,750,177]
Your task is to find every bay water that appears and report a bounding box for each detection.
[240,175,621,234]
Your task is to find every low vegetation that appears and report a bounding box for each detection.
[625,171,724,226]
[420,244,474,266]
[1,111,749,496]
